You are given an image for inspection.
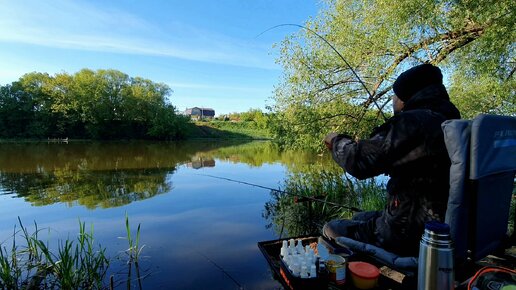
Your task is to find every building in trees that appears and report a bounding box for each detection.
[184,107,215,120]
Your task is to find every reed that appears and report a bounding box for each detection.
[122,213,145,290]
[283,170,385,215]
[264,169,386,237]
[124,213,143,263]
[0,218,109,289]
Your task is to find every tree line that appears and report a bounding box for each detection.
[0,69,190,140]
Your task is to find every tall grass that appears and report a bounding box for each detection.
[0,218,108,289]
[0,216,145,290]
[263,169,386,237]
[120,214,145,290]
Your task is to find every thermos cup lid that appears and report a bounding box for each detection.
[424,220,450,234]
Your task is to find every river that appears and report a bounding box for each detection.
[0,140,335,289]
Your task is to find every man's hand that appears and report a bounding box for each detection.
[324,132,338,150]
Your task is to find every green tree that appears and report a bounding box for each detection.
[271,0,515,150]
[0,68,191,140]
[46,72,81,137]
[0,73,55,138]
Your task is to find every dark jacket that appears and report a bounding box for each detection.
[331,84,461,256]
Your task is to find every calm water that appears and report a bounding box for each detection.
[0,140,331,289]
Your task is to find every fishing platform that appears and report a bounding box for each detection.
[258,235,515,289]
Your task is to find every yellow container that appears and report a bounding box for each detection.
[326,254,346,285]
[348,261,380,289]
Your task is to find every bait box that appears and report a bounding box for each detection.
[258,235,353,290]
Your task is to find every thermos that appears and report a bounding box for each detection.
[418,221,455,290]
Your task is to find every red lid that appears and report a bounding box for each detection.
[348,262,380,279]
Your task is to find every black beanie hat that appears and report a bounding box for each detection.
[392,64,443,102]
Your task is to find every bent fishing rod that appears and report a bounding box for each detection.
[196,173,362,212]
[257,23,388,122]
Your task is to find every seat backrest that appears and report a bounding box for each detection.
[442,114,516,264]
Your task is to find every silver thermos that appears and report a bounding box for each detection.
[418,221,454,290]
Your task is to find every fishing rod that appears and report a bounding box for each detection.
[197,174,362,212]
[257,23,388,122]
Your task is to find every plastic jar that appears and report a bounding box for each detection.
[348,261,380,289]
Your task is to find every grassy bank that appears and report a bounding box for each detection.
[186,120,271,139]
[0,119,271,141]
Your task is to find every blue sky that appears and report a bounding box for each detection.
[0,0,321,115]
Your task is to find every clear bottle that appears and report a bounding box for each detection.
[280,240,288,257]
[300,265,308,278]
[418,221,454,290]
[310,264,317,278]
[296,239,304,254]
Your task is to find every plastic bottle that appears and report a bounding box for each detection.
[300,265,308,278]
[280,240,288,257]
[292,262,301,277]
[296,239,304,254]
[310,264,317,278]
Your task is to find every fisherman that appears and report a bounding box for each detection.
[323,64,461,256]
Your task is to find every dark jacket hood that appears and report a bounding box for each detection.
[402,84,461,120]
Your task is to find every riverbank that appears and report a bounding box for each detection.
[186,120,271,139]
[0,121,271,143]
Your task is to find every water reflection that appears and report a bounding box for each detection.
[0,168,170,208]
[0,140,355,289]
[0,141,252,173]
[0,141,324,210]
[0,141,265,208]
[186,157,216,169]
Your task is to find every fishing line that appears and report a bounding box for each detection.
[198,252,244,290]
[196,173,362,212]
[256,23,388,121]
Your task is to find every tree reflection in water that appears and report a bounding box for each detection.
[0,168,171,208]
[263,168,387,237]
[0,140,259,208]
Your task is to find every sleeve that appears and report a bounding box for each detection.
[330,115,420,179]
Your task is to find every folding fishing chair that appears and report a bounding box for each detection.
[332,114,516,286]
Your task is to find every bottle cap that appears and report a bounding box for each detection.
[425,220,450,234]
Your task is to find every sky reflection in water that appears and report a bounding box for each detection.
[0,141,324,289]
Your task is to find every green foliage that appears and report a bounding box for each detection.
[226,108,269,129]
[0,216,147,289]
[122,214,145,289]
[0,218,109,289]
[271,0,515,149]
[0,69,191,140]
[263,166,386,237]
[191,120,271,139]
[148,104,190,140]
[268,102,385,151]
